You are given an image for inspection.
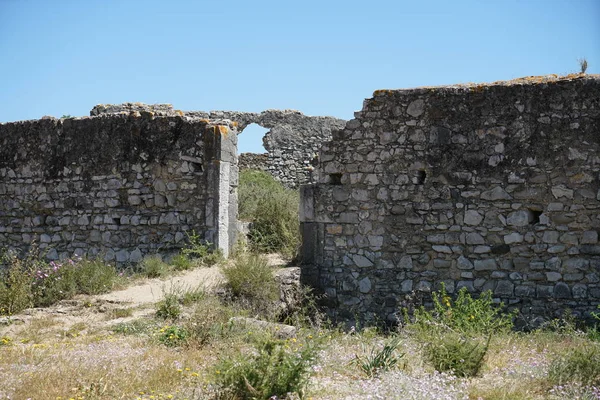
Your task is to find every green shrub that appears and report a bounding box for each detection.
[221,253,278,310]
[238,170,284,220]
[548,344,600,386]
[31,257,118,307]
[239,169,300,256]
[1,252,119,314]
[214,336,318,399]
[155,290,182,320]
[170,253,194,271]
[352,336,404,378]
[182,231,223,266]
[140,255,170,278]
[73,258,118,295]
[410,285,515,336]
[590,306,600,341]
[157,324,189,347]
[424,332,490,377]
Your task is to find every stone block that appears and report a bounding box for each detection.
[495,280,514,296]
[504,232,523,244]
[554,282,571,299]
[464,210,483,226]
[581,231,598,244]
[507,210,532,226]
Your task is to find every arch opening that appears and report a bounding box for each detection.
[238,123,268,154]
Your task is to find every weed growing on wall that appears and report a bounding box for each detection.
[238,169,300,257]
[578,57,588,74]
[181,231,223,266]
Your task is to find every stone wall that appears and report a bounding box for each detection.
[0,112,238,262]
[92,105,347,188]
[301,75,600,324]
[239,153,268,172]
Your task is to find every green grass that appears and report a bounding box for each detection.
[238,169,300,257]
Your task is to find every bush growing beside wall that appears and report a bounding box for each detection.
[0,251,119,315]
[238,170,300,256]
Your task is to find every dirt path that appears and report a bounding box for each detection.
[97,266,223,305]
[0,254,289,339]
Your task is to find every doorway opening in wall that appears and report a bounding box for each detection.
[237,123,301,259]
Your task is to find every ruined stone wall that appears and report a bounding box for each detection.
[0,113,238,262]
[92,105,346,188]
[185,109,346,188]
[301,75,600,324]
[239,153,269,172]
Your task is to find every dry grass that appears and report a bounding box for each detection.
[0,335,211,399]
[2,262,599,400]
[2,311,599,400]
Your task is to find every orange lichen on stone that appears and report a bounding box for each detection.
[175,110,184,116]
[213,125,229,136]
[326,225,343,235]
[373,89,394,97]
[376,73,597,94]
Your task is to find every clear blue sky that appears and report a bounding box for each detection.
[1,0,598,153]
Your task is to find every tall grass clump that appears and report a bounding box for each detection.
[214,336,319,399]
[139,255,170,278]
[548,344,600,386]
[0,253,37,315]
[184,295,237,346]
[238,169,300,257]
[221,252,278,313]
[404,285,515,377]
